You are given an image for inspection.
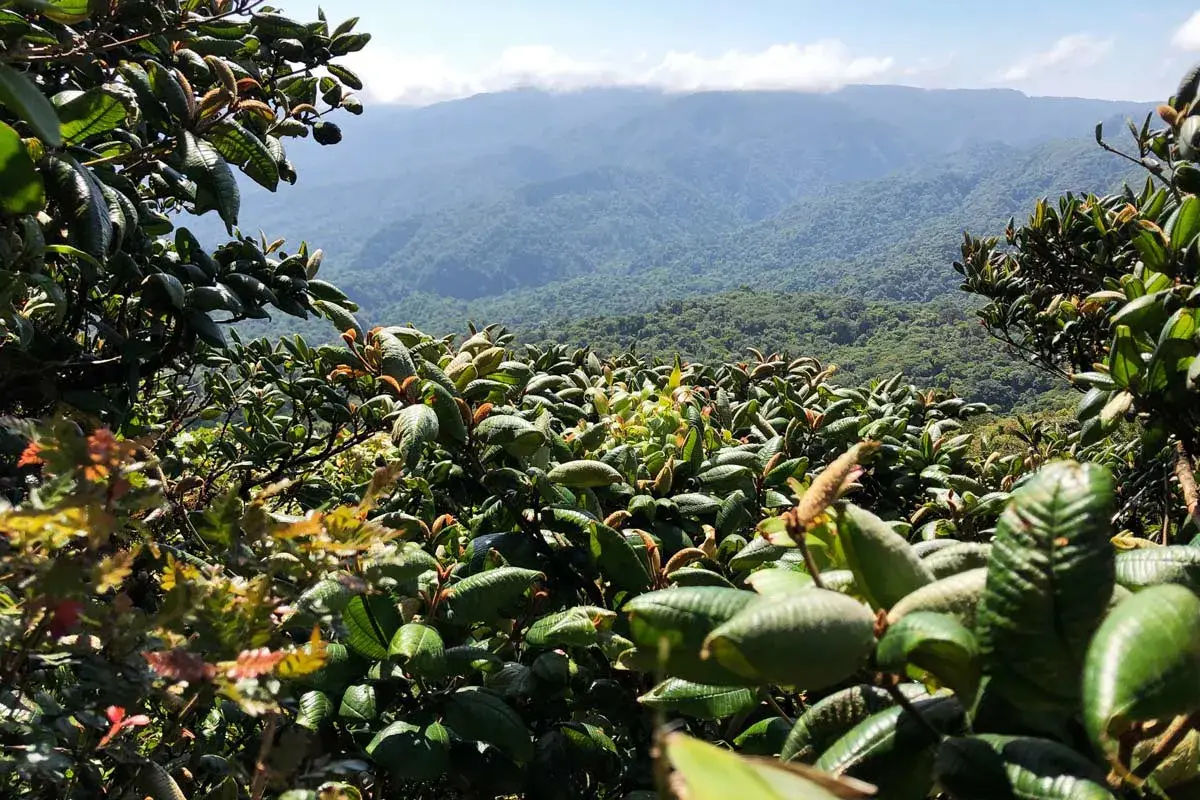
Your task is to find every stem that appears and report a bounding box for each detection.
[249,712,278,800]
[885,681,941,740]
[762,691,793,725]
[1174,442,1200,531]
[1131,713,1197,782]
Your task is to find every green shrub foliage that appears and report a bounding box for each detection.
[5,2,1200,798]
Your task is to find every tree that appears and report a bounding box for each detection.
[0,0,367,424]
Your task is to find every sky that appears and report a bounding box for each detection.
[291,1,1200,106]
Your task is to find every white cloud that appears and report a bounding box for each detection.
[342,41,894,105]
[997,34,1114,82]
[1174,11,1200,50]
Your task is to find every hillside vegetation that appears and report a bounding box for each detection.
[6,2,1200,799]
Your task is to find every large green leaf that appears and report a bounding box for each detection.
[703,588,876,689]
[337,683,376,721]
[839,504,933,610]
[814,696,965,799]
[178,130,240,229]
[524,607,606,648]
[887,568,986,627]
[0,64,62,146]
[638,678,757,720]
[388,622,445,679]
[444,566,542,623]
[1115,546,1200,592]
[366,721,449,781]
[780,684,899,764]
[1171,195,1200,252]
[295,690,333,731]
[975,461,1115,727]
[624,586,762,684]
[1082,584,1200,762]
[875,612,980,699]
[444,687,533,763]
[57,87,128,145]
[921,543,992,579]
[589,522,651,592]
[0,121,43,213]
[44,153,110,258]
[391,404,439,469]
[205,120,280,191]
[548,459,624,488]
[341,595,401,660]
[934,735,1115,800]
[667,732,875,800]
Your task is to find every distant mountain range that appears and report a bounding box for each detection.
[211,84,1158,407]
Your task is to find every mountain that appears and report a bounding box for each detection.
[218,85,1156,408]
[215,85,1152,305]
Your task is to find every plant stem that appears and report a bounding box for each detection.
[884,681,941,739]
[1174,442,1200,531]
[1131,713,1197,782]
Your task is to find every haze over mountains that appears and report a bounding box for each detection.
[216,84,1156,407]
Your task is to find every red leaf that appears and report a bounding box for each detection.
[143,649,217,682]
[49,600,82,637]
[224,647,286,679]
[105,706,125,725]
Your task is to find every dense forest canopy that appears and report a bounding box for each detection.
[5,1,1200,799]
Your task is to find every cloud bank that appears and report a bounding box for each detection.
[342,41,895,105]
[1174,11,1200,50]
[997,34,1113,83]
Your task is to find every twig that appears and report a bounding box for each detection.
[1174,443,1200,532]
[1131,713,1197,782]
[762,690,793,725]
[885,681,942,740]
[249,712,279,800]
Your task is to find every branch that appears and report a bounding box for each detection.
[1131,713,1197,783]
[1174,442,1200,531]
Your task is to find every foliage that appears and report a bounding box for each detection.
[0,0,367,423]
[5,4,1200,799]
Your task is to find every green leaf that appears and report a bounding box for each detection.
[474,413,544,456]
[624,586,763,684]
[444,687,533,763]
[0,64,63,146]
[638,678,757,720]
[362,546,439,585]
[337,683,376,721]
[377,331,416,381]
[1171,195,1200,252]
[933,735,1116,800]
[735,717,792,756]
[341,595,401,660]
[295,690,333,730]
[921,543,992,579]
[1108,325,1144,389]
[444,566,542,624]
[388,622,445,679]
[839,504,933,610]
[703,588,876,689]
[1115,546,1200,592]
[888,568,986,627]
[815,696,965,798]
[21,0,93,24]
[178,130,240,229]
[0,121,43,213]
[667,733,875,800]
[205,120,280,191]
[391,404,438,470]
[780,685,900,764]
[1083,584,1200,762]
[56,87,127,145]
[745,569,814,597]
[975,461,1115,728]
[590,522,651,592]
[524,607,606,648]
[875,612,980,700]
[44,153,110,258]
[366,721,449,781]
[547,459,623,488]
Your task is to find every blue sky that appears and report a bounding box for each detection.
[291,1,1200,104]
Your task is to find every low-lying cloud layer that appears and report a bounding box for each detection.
[343,41,895,105]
